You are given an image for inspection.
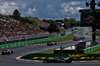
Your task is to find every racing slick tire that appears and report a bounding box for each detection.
[43,60,49,63]
[11,50,13,54]
[1,52,4,55]
[43,59,49,63]
[8,51,10,54]
[66,57,73,63]
[43,60,47,63]
[66,60,72,63]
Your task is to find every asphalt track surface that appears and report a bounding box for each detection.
[0,28,100,66]
[0,41,100,66]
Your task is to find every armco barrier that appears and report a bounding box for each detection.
[84,45,100,54]
[54,45,100,54]
[0,31,76,49]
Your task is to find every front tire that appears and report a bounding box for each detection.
[43,60,48,63]
[2,52,4,55]
[66,60,72,63]
[7,51,10,54]
[11,50,13,54]
[43,61,46,63]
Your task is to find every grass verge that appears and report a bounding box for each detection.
[96,34,100,37]
[87,48,100,54]
[34,31,77,44]
[20,31,100,61]
[21,46,100,61]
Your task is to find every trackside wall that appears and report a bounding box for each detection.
[0,31,76,49]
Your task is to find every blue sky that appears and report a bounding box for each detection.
[0,0,100,20]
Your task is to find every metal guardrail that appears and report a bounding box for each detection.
[0,33,57,43]
[84,45,100,54]
[0,31,76,49]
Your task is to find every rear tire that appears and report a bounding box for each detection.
[7,51,10,54]
[11,50,13,54]
[1,52,4,55]
[66,60,71,63]
[43,60,47,63]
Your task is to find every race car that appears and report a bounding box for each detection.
[85,33,88,35]
[43,57,73,63]
[80,37,85,39]
[47,42,57,46]
[73,38,79,41]
[1,49,13,55]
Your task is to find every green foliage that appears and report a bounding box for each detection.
[42,19,47,22]
[63,18,80,28]
[27,17,40,28]
[13,9,20,17]
[42,19,55,23]
[48,21,60,33]
[68,18,76,22]
[33,17,39,20]
[63,18,76,23]
[64,22,68,28]
[10,9,40,28]
[64,18,69,22]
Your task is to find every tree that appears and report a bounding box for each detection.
[68,18,76,23]
[64,22,68,28]
[13,9,20,17]
[48,21,60,33]
[64,18,69,22]
[33,17,39,20]
[42,19,47,22]
[27,17,40,28]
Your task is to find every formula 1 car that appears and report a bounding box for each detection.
[80,37,85,39]
[85,33,88,35]
[1,49,13,55]
[47,42,57,46]
[73,38,79,41]
[43,57,73,63]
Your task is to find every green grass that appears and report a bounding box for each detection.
[96,34,100,37]
[37,49,55,54]
[34,32,77,44]
[87,48,100,54]
[21,32,78,59]
[21,31,100,61]
[88,31,100,37]
[90,31,100,37]
[37,47,100,54]
[21,48,100,61]
[36,34,77,54]
[52,32,76,42]
[27,17,40,28]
